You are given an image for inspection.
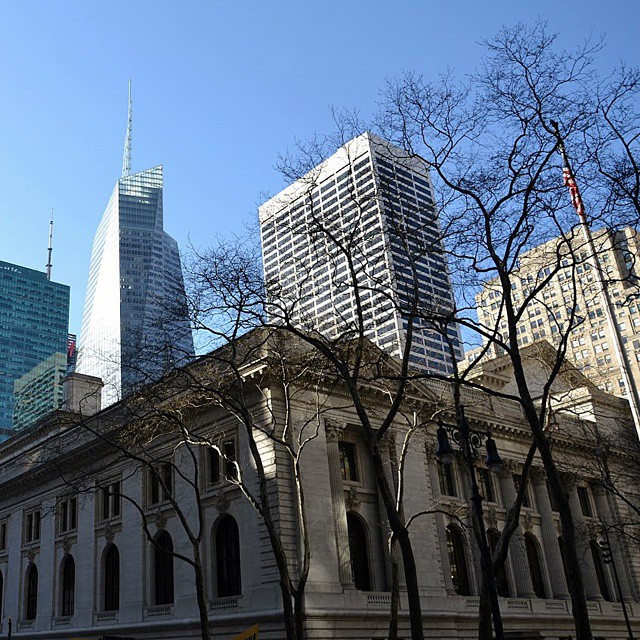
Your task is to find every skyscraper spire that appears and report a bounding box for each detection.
[121,79,132,178]
[46,209,53,280]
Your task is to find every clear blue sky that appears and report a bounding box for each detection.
[0,1,638,335]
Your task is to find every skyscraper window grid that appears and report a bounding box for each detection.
[259,133,462,374]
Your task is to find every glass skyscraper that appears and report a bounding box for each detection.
[0,260,70,438]
[76,166,194,406]
[259,132,462,373]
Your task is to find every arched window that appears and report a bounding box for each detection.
[216,516,242,597]
[446,525,471,595]
[487,529,510,597]
[347,513,371,591]
[524,534,546,598]
[25,563,38,620]
[590,541,612,602]
[103,544,120,611]
[154,531,174,605]
[61,555,75,616]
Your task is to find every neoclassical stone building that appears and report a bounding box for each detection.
[0,338,639,639]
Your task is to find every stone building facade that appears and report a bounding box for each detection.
[0,342,639,639]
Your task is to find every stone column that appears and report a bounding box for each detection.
[563,476,603,601]
[426,453,456,595]
[592,486,635,601]
[530,468,570,599]
[498,468,535,598]
[325,420,354,588]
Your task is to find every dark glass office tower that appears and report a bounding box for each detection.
[0,261,69,438]
[77,166,194,406]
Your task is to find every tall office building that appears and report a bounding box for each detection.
[475,227,640,397]
[259,132,462,373]
[0,260,69,438]
[76,165,194,406]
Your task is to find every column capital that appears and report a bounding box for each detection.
[325,418,345,442]
[529,466,547,484]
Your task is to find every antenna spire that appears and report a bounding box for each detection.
[121,79,132,178]
[46,209,54,281]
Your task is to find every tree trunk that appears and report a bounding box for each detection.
[388,540,400,640]
[478,581,493,640]
[519,400,593,640]
[192,542,212,640]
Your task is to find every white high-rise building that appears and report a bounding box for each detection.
[77,166,194,406]
[259,132,462,373]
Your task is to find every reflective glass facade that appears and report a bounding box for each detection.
[77,166,194,406]
[0,261,69,438]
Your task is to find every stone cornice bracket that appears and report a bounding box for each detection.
[521,510,534,533]
[345,487,360,511]
[155,508,167,531]
[104,522,115,543]
[324,418,345,442]
[62,536,72,554]
[27,547,36,563]
[214,491,230,513]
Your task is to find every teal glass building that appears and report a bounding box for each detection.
[0,261,70,438]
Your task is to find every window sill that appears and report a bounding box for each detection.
[144,604,174,619]
[210,595,241,612]
[94,610,118,624]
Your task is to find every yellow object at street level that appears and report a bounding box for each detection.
[232,624,259,640]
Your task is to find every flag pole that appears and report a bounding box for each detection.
[550,121,640,439]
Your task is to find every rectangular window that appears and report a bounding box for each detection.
[577,486,593,517]
[206,438,237,486]
[478,468,495,503]
[339,441,359,482]
[438,460,456,497]
[100,481,121,521]
[58,496,78,534]
[24,510,41,544]
[148,463,173,506]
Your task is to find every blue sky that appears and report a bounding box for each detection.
[0,1,638,335]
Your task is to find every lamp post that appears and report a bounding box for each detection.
[436,405,505,640]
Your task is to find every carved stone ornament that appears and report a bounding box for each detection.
[324,418,345,443]
[485,505,498,530]
[214,491,230,514]
[529,466,546,483]
[27,547,36,562]
[521,510,534,533]
[104,522,115,543]
[345,487,360,511]
[155,508,167,531]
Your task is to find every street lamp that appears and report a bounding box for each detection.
[436,405,505,640]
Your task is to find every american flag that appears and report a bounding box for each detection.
[562,166,586,222]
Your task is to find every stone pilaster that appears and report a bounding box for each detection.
[530,467,569,599]
[324,419,354,588]
[563,476,603,601]
[499,468,535,598]
[592,485,634,601]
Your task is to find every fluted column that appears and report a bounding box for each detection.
[563,476,602,601]
[592,485,635,600]
[325,419,354,588]
[530,467,570,599]
[499,468,535,598]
